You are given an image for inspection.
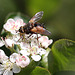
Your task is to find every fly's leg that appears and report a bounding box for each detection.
[36,34,40,47]
[17,33,25,42]
[27,33,33,38]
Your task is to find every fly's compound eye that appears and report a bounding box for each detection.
[34,23,37,27]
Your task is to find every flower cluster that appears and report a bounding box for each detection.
[0,18,53,75]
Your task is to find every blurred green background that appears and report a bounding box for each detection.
[0,0,75,41]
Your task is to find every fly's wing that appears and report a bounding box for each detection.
[29,11,44,24]
[31,26,51,36]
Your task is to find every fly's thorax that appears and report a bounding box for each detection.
[23,23,33,34]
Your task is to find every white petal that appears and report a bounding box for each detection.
[11,30,17,34]
[13,34,20,42]
[0,70,4,74]
[16,19,24,26]
[0,40,4,47]
[16,55,30,68]
[0,66,4,70]
[31,39,38,47]
[13,64,21,73]
[5,39,14,48]
[3,19,14,30]
[20,50,30,56]
[0,65,4,74]
[38,37,43,43]
[10,53,18,63]
[0,50,8,63]
[37,48,46,55]
[7,19,15,24]
[31,55,41,61]
[23,56,30,66]
[3,24,11,31]
[49,39,53,44]
[42,42,48,48]
[0,49,6,56]
[3,70,13,75]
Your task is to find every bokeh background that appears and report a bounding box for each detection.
[0,0,75,41]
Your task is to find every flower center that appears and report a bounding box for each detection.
[11,24,18,30]
[4,61,13,70]
[29,47,37,55]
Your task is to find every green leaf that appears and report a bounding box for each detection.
[54,71,75,75]
[30,66,51,75]
[0,0,18,33]
[48,39,75,74]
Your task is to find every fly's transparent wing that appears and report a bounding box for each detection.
[29,11,44,23]
[31,26,51,36]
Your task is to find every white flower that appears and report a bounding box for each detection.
[38,36,53,48]
[5,39,14,48]
[16,55,30,68]
[30,46,46,61]
[20,40,47,61]
[0,62,21,75]
[3,18,25,34]
[10,53,30,68]
[0,49,8,63]
[0,52,21,75]
[27,46,38,56]
[20,46,45,61]
[20,41,45,61]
